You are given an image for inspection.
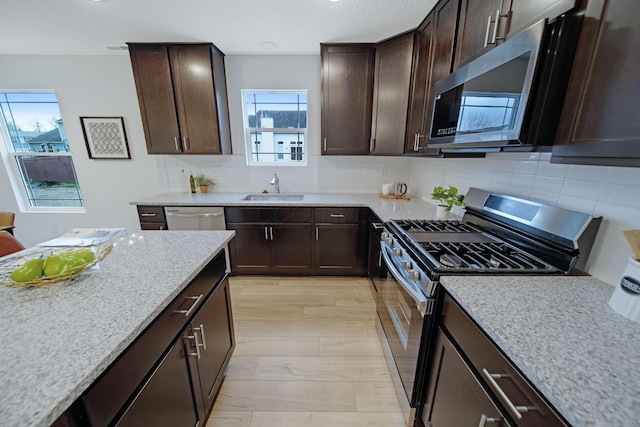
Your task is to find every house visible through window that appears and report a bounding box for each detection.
[0,92,84,209]
[242,90,307,166]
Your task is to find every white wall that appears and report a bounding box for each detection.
[0,55,169,247]
[1,54,639,286]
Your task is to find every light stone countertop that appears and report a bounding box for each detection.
[129,191,444,222]
[440,275,640,427]
[0,230,235,427]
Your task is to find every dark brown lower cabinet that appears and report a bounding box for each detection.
[422,294,568,427]
[313,208,367,275]
[227,222,312,275]
[115,339,198,427]
[54,251,234,427]
[422,328,508,427]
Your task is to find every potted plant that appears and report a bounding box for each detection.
[194,174,215,193]
[431,185,464,218]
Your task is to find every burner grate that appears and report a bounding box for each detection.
[419,241,555,272]
[394,219,480,233]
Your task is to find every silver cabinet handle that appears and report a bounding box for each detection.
[192,329,203,359]
[323,137,327,152]
[484,14,493,47]
[183,136,189,151]
[140,213,157,217]
[316,226,319,241]
[491,9,501,44]
[198,323,207,350]
[264,226,269,240]
[372,222,384,229]
[477,414,501,427]
[329,214,344,218]
[370,138,375,152]
[174,294,203,317]
[481,369,536,420]
[413,133,419,152]
[174,137,180,151]
[270,226,273,240]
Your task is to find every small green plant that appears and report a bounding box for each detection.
[431,185,464,211]
[194,174,215,187]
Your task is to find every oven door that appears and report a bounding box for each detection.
[377,243,432,426]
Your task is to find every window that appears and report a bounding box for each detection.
[242,90,307,166]
[457,92,520,134]
[0,92,84,210]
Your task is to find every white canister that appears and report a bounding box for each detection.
[382,183,394,195]
[608,256,640,323]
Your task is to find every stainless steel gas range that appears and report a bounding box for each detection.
[375,188,602,427]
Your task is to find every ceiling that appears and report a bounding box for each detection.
[1,0,437,56]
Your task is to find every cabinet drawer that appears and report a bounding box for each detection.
[442,294,568,427]
[314,207,362,223]
[83,251,227,426]
[137,206,166,223]
[225,207,312,223]
[140,222,167,230]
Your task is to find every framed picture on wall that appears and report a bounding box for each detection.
[80,116,131,159]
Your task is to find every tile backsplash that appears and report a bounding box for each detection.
[162,152,640,287]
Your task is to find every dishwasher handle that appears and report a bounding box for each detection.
[166,212,224,218]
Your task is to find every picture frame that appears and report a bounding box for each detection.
[80,116,131,159]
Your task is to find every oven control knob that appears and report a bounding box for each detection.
[381,232,389,241]
[393,248,402,257]
[408,270,421,281]
[385,236,394,246]
[401,260,412,270]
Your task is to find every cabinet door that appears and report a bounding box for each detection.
[271,223,312,273]
[370,32,414,155]
[407,0,460,155]
[115,339,199,427]
[314,223,359,273]
[506,0,578,38]
[321,44,375,155]
[453,0,504,70]
[552,0,640,167]
[227,224,271,274]
[169,45,221,154]
[422,329,507,427]
[190,277,234,416]
[128,45,182,154]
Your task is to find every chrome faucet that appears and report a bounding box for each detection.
[270,173,280,194]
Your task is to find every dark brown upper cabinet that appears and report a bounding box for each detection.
[370,32,415,155]
[405,0,460,156]
[128,43,232,155]
[454,0,578,70]
[552,0,640,167]
[453,0,506,70]
[506,0,579,38]
[321,44,376,155]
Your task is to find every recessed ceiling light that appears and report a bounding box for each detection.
[328,0,342,2]
[259,41,278,51]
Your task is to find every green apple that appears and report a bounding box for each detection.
[11,258,44,283]
[73,248,96,264]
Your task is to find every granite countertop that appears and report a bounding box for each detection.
[0,230,235,427]
[440,275,640,427]
[130,191,444,222]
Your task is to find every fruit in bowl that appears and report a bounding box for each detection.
[10,258,45,283]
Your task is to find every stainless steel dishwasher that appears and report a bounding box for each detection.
[165,207,226,230]
[164,206,230,272]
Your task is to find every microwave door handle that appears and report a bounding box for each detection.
[381,247,428,316]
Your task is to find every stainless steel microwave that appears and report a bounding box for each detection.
[427,15,581,152]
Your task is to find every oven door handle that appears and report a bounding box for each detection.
[381,246,429,317]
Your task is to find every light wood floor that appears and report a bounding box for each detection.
[205,276,405,427]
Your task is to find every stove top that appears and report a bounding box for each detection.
[387,218,558,274]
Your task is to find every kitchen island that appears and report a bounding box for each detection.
[440,275,640,427]
[0,230,235,427]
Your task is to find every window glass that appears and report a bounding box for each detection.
[242,90,307,166]
[0,92,84,209]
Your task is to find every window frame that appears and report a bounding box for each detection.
[241,89,308,167]
[0,90,85,213]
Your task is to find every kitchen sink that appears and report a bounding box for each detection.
[242,194,305,201]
